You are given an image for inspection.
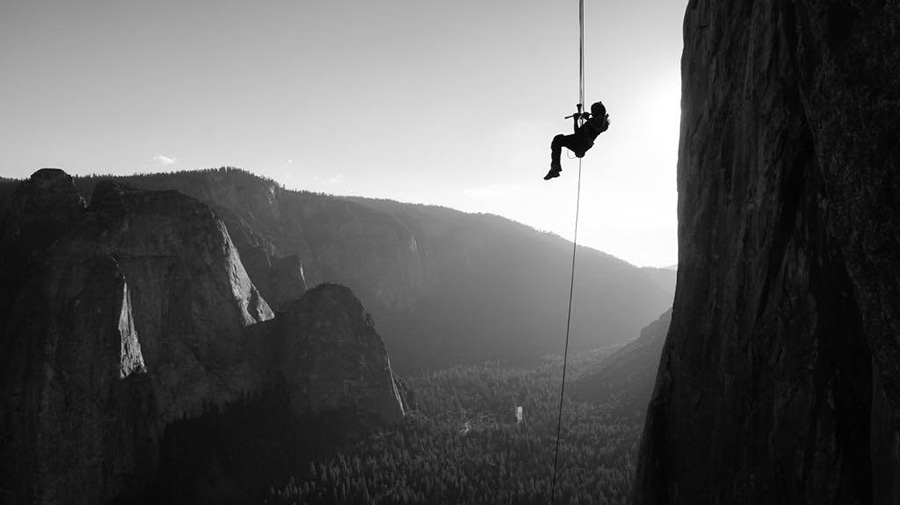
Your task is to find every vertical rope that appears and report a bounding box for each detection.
[578,0,585,107]
[550,2,587,502]
[549,159,583,505]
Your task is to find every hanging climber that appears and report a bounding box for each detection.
[544,101,610,180]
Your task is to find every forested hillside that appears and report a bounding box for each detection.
[269,357,642,505]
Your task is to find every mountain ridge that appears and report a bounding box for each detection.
[0,166,676,371]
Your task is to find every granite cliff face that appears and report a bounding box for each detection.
[0,170,404,504]
[0,253,153,504]
[83,181,276,422]
[634,1,900,504]
[277,284,405,426]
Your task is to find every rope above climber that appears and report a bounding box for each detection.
[544,101,610,180]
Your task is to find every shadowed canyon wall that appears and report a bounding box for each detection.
[0,171,404,504]
[633,1,900,504]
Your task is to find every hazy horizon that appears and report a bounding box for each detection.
[1,0,687,268]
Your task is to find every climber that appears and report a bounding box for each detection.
[544,101,610,180]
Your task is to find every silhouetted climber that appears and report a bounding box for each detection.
[544,101,610,180]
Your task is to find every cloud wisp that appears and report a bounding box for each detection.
[145,155,176,170]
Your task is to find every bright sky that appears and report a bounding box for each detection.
[0,0,687,267]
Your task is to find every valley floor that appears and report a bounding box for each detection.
[269,356,642,505]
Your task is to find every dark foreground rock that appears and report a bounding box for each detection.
[0,170,404,504]
[277,284,405,426]
[633,1,900,504]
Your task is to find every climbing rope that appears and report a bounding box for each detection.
[578,0,585,107]
[549,160,583,505]
[550,0,586,503]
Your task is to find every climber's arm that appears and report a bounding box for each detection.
[572,112,581,132]
[572,113,591,132]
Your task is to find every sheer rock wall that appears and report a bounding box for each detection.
[633,1,900,504]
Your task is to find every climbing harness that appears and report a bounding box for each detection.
[549,0,587,503]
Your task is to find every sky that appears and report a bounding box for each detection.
[0,0,688,268]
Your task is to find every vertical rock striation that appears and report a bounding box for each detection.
[83,181,276,421]
[633,1,900,504]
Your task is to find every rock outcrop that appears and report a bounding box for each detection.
[0,169,86,311]
[83,181,276,422]
[277,284,405,425]
[0,170,405,504]
[0,253,154,505]
[633,1,900,504]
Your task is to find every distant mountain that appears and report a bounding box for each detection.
[640,266,677,300]
[573,309,671,415]
[29,167,675,372]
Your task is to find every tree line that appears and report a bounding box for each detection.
[268,358,643,505]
